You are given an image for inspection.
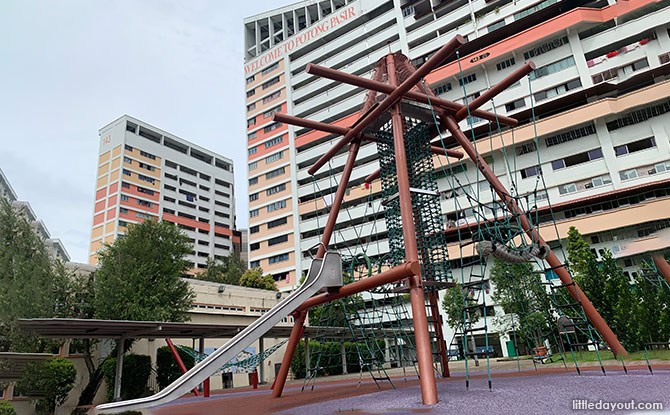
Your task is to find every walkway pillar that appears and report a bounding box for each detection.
[113,335,125,401]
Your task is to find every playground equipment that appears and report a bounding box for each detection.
[97,34,629,412]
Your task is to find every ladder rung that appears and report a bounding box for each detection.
[548,281,576,289]
[462,279,489,289]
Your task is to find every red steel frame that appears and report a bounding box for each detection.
[269,34,629,405]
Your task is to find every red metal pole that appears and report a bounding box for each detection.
[307,35,465,175]
[272,310,307,398]
[387,52,439,405]
[305,63,517,127]
[442,115,629,358]
[653,255,670,285]
[204,378,210,397]
[454,62,536,120]
[315,140,361,258]
[165,339,200,396]
[295,261,420,312]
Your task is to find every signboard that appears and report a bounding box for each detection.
[244,4,360,75]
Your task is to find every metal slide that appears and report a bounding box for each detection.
[95,251,342,414]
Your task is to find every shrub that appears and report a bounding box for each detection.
[14,357,76,415]
[290,339,387,379]
[102,354,151,401]
[0,401,16,415]
[156,346,195,389]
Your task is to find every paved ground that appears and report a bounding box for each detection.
[144,361,670,415]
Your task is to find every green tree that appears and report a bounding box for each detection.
[94,220,195,322]
[0,199,65,353]
[195,255,246,285]
[489,259,554,349]
[15,357,76,415]
[441,284,481,329]
[633,257,670,345]
[73,220,195,412]
[0,400,16,415]
[566,226,638,350]
[239,268,277,291]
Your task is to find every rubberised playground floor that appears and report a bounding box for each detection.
[149,363,670,415]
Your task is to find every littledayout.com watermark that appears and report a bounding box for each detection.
[573,399,663,411]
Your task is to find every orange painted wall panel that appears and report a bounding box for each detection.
[109,181,119,194]
[98,164,110,176]
[121,183,160,201]
[99,151,110,163]
[96,176,108,189]
[105,222,115,233]
[91,226,104,238]
[93,213,104,226]
[120,195,159,214]
[162,213,210,232]
[111,158,121,170]
[248,135,288,161]
[108,194,118,207]
[106,208,116,220]
[94,200,106,213]
[112,145,122,158]
[95,188,107,201]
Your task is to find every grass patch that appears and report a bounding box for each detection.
[513,349,670,362]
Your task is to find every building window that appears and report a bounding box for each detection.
[139,150,156,160]
[263,106,282,118]
[558,183,577,195]
[247,118,256,127]
[248,131,257,141]
[124,156,133,164]
[614,137,656,156]
[268,234,288,246]
[262,76,280,89]
[267,199,287,212]
[551,148,603,170]
[137,199,153,208]
[458,73,477,86]
[250,242,260,251]
[248,147,257,155]
[249,177,258,186]
[125,144,133,151]
[265,151,284,164]
[122,169,132,176]
[121,195,129,201]
[487,19,506,33]
[529,56,575,80]
[264,136,283,148]
[138,162,155,171]
[520,165,541,179]
[592,58,649,85]
[619,168,638,181]
[605,100,670,131]
[247,102,256,111]
[137,187,154,196]
[250,260,261,268]
[268,253,289,264]
[249,193,259,202]
[263,91,281,104]
[249,161,258,170]
[534,78,582,102]
[266,166,285,179]
[250,209,259,218]
[246,89,255,98]
[267,216,287,229]
[250,225,259,234]
[246,75,255,84]
[544,123,596,147]
[496,57,515,71]
[137,174,155,184]
[122,182,131,188]
[263,122,282,133]
[523,36,569,60]
[516,142,537,156]
[434,82,452,95]
[262,62,279,75]
[120,207,129,214]
[266,183,286,195]
[504,98,525,112]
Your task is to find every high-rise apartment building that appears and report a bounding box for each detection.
[89,115,240,271]
[1,168,70,261]
[244,0,670,352]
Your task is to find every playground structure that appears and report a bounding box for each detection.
[96,35,633,413]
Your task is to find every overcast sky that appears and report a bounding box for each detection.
[0,0,293,263]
